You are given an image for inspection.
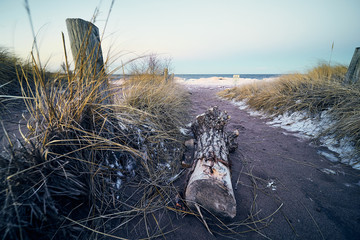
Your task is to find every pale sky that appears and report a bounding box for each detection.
[1,0,359,74]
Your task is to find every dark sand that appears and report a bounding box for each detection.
[163,86,360,240]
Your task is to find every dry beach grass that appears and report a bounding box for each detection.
[0,42,190,240]
[0,1,197,238]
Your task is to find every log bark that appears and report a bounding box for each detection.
[345,47,360,84]
[185,106,238,219]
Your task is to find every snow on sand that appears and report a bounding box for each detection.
[267,110,359,170]
[231,100,360,171]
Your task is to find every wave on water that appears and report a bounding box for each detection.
[174,74,282,81]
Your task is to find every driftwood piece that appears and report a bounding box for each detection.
[185,106,238,219]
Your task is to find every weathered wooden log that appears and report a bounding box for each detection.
[185,106,238,219]
[345,47,360,84]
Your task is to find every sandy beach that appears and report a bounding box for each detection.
[175,76,277,89]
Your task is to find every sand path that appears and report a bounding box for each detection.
[167,86,360,240]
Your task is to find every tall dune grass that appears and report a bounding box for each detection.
[218,64,360,164]
[0,0,193,236]
[0,44,189,240]
[0,1,193,238]
[116,71,189,177]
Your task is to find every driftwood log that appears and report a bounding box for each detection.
[185,106,238,219]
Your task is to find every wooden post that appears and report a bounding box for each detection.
[163,68,168,82]
[345,47,360,84]
[66,18,104,75]
[66,18,109,103]
[185,107,238,219]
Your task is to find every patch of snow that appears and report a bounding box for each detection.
[248,110,264,117]
[158,162,171,170]
[118,121,128,131]
[266,180,277,191]
[230,99,360,170]
[317,150,339,163]
[267,111,333,138]
[282,131,310,141]
[319,136,359,169]
[116,179,122,189]
[321,168,336,175]
[232,100,247,110]
[115,160,120,167]
[268,112,360,170]
[232,100,265,117]
[179,127,190,135]
[126,160,136,176]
